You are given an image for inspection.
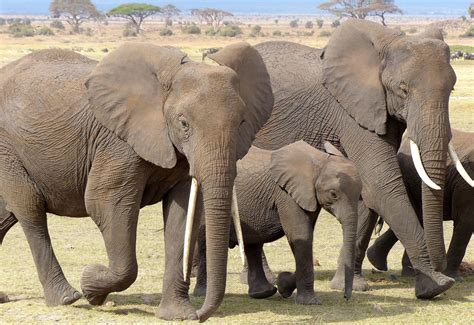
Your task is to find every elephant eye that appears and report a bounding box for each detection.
[329,189,338,200]
[178,116,189,131]
[399,82,408,98]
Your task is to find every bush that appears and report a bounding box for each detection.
[159,27,173,36]
[23,18,31,25]
[251,25,262,35]
[0,18,5,26]
[219,25,242,37]
[84,27,93,36]
[123,27,137,37]
[274,19,279,25]
[8,23,35,37]
[316,19,323,29]
[272,30,282,36]
[205,28,218,36]
[50,20,65,30]
[406,27,417,34]
[181,24,201,34]
[331,19,340,28]
[319,30,331,37]
[305,21,313,29]
[304,30,314,36]
[37,26,54,36]
[290,19,298,28]
[461,26,474,37]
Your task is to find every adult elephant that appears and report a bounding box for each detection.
[0,42,273,321]
[251,19,466,298]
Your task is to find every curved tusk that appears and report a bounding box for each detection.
[183,177,199,282]
[448,143,474,187]
[409,140,441,190]
[232,185,246,266]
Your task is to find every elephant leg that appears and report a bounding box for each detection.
[246,243,277,299]
[332,203,376,292]
[277,197,320,305]
[0,152,80,306]
[193,225,207,297]
[401,250,416,277]
[240,249,275,285]
[367,228,399,272]
[157,179,200,321]
[444,221,472,281]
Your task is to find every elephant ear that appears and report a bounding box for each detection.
[321,19,391,135]
[208,42,274,159]
[417,27,444,41]
[270,140,326,212]
[86,43,187,168]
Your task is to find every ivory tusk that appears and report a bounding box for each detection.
[183,177,199,282]
[409,140,441,190]
[232,185,246,266]
[448,143,474,187]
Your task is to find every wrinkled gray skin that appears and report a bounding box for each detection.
[0,42,273,321]
[366,130,474,280]
[193,141,362,304]
[252,19,456,298]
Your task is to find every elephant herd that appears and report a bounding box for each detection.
[0,19,472,321]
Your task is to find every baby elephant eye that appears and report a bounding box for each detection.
[329,189,338,200]
[178,116,189,131]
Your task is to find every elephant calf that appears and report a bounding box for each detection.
[367,130,474,280]
[194,140,362,304]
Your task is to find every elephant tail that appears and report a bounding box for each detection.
[0,213,17,245]
[374,216,384,235]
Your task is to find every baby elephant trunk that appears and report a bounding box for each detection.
[341,211,358,300]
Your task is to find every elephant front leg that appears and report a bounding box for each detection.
[156,179,199,321]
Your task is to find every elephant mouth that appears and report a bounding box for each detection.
[409,139,474,189]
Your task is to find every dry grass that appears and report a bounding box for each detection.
[0,16,473,324]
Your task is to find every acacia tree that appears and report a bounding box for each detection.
[318,0,402,24]
[49,0,101,33]
[191,8,233,31]
[161,4,180,26]
[108,3,161,34]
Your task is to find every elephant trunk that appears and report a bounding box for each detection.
[195,142,236,322]
[408,101,450,272]
[341,210,358,300]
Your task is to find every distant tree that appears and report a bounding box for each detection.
[274,19,279,24]
[319,0,401,24]
[49,0,101,33]
[191,8,233,31]
[469,2,474,18]
[289,19,298,28]
[316,19,324,28]
[305,21,313,29]
[108,3,161,34]
[161,4,180,26]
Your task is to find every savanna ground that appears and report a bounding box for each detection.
[0,15,473,324]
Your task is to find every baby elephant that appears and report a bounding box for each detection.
[194,140,362,304]
[367,129,474,280]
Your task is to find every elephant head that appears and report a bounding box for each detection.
[85,42,273,321]
[320,19,472,271]
[269,140,362,300]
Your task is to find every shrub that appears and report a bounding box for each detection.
[123,27,137,37]
[251,25,262,35]
[274,19,279,25]
[8,23,35,37]
[23,18,31,25]
[289,19,298,28]
[305,21,313,29]
[0,18,5,26]
[319,30,331,37]
[50,20,65,30]
[273,30,282,36]
[304,30,314,36]
[460,15,467,22]
[461,26,474,37]
[316,19,323,28]
[84,27,93,36]
[219,25,242,37]
[406,27,417,34]
[159,27,173,36]
[331,19,340,28]
[182,24,201,34]
[205,28,217,36]
[37,26,54,36]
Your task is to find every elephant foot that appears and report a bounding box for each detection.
[401,265,416,277]
[331,273,370,292]
[276,272,296,299]
[44,282,82,306]
[415,270,454,299]
[248,282,277,299]
[193,283,206,297]
[156,299,198,321]
[443,269,464,282]
[367,245,388,272]
[295,293,322,305]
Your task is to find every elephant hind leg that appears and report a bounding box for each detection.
[444,221,472,281]
[0,213,18,245]
[0,152,80,306]
[246,243,277,299]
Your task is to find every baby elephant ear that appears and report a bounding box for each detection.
[208,42,274,160]
[86,43,187,168]
[324,142,345,157]
[270,140,325,212]
[417,27,444,41]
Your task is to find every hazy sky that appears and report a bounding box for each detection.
[0,0,471,15]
